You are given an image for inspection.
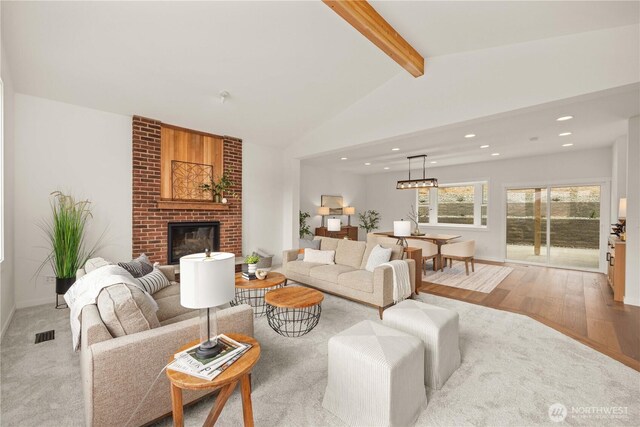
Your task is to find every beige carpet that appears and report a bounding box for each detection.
[423,262,513,293]
[2,292,639,426]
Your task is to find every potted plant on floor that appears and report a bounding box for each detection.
[200,170,236,203]
[244,254,260,275]
[358,210,381,234]
[39,191,102,304]
[299,210,313,239]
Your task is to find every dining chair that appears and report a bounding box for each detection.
[441,240,476,275]
[406,238,439,272]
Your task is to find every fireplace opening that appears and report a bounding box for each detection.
[167,222,220,264]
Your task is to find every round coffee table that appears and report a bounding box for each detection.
[167,334,260,427]
[231,272,287,317]
[265,286,324,337]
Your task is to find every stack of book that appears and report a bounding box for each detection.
[168,334,251,381]
[242,272,257,280]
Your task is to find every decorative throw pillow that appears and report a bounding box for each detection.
[118,254,153,278]
[298,239,321,260]
[97,283,160,338]
[136,267,171,294]
[303,248,335,265]
[84,257,111,274]
[365,244,393,272]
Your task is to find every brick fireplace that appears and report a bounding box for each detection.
[132,116,242,264]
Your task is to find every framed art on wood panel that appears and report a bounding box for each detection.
[321,195,343,215]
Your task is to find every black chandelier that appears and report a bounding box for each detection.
[396,154,438,190]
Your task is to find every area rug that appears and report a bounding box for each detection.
[423,262,513,293]
[2,291,638,426]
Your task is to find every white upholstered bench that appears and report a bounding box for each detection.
[322,320,427,426]
[382,299,461,390]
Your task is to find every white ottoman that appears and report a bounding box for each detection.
[383,299,461,390]
[322,320,426,427]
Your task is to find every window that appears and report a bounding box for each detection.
[416,181,488,228]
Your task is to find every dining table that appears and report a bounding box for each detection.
[375,231,461,271]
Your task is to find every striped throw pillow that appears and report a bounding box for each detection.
[136,267,171,294]
[118,254,153,278]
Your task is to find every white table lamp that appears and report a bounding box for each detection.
[394,220,411,247]
[619,198,627,220]
[318,206,330,227]
[327,218,341,232]
[343,206,355,226]
[180,251,235,358]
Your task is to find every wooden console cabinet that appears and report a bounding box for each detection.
[315,226,358,240]
[607,237,626,302]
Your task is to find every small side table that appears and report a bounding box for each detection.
[404,247,423,296]
[166,334,260,427]
[231,272,287,317]
[265,286,324,337]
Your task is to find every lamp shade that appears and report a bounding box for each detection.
[619,198,627,220]
[318,206,330,216]
[394,220,411,237]
[180,252,235,309]
[327,218,341,231]
[343,206,355,215]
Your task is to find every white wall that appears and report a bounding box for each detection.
[1,39,16,337]
[242,142,284,264]
[300,164,367,241]
[625,116,640,306]
[13,94,132,307]
[364,148,612,267]
[611,136,628,221]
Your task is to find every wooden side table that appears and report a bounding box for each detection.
[231,272,287,317]
[166,334,260,427]
[404,247,423,296]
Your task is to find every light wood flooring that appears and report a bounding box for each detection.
[419,261,640,371]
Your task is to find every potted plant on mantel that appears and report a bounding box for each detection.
[39,191,102,305]
[200,170,236,203]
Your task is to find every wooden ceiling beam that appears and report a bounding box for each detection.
[323,0,424,77]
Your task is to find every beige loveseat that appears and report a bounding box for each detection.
[78,265,254,427]
[282,237,415,318]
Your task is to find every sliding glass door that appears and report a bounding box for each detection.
[506,185,601,270]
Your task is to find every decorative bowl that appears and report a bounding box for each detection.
[255,269,268,280]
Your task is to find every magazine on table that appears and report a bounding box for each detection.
[168,334,251,381]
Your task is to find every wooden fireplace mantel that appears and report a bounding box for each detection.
[156,200,230,211]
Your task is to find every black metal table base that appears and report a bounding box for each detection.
[231,284,285,317]
[266,304,322,337]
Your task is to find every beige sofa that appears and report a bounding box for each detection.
[78,265,254,427]
[282,236,415,318]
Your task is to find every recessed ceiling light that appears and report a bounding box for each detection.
[383,166,390,170]
[340,157,348,160]
[557,115,574,121]
[480,145,490,149]
[559,132,572,137]
[391,148,400,151]
[491,153,500,156]
[430,161,437,164]
[465,134,476,138]
[364,162,371,166]
[562,143,574,147]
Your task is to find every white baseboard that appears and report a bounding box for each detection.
[623,295,640,307]
[16,296,55,309]
[0,305,16,342]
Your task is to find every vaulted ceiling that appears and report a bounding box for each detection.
[2,1,638,150]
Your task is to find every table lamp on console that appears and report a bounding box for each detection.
[180,250,235,358]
